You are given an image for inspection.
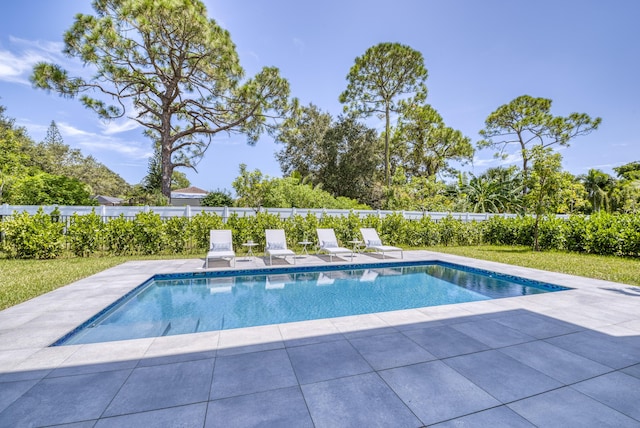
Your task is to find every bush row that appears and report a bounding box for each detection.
[1,209,639,259]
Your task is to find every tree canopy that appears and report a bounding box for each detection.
[339,42,428,185]
[32,0,293,198]
[478,94,601,191]
[276,104,381,205]
[393,101,473,178]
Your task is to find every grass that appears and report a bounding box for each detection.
[426,245,640,287]
[0,253,199,311]
[1,246,639,311]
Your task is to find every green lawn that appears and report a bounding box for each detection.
[1,246,639,311]
[0,253,199,311]
[425,245,640,287]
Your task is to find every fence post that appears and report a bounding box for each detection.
[223,206,229,223]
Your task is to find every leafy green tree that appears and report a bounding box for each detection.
[8,172,95,205]
[339,42,428,185]
[556,172,589,214]
[32,0,292,198]
[383,168,452,211]
[525,147,564,250]
[276,103,332,180]
[614,161,640,181]
[232,164,272,212]
[201,189,234,207]
[232,165,368,210]
[277,104,382,204]
[478,95,601,192]
[0,111,31,203]
[393,102,473,178]
[611,161,640,213]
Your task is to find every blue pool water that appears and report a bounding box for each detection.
[54,261,569,345]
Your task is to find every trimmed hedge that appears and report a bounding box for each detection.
[1,209,639,259]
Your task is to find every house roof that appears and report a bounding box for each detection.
[94,195,124,204]
[170,186,209,199]
[171,186,208,194]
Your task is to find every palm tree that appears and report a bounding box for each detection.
[580,169,615,212]
[459,167,523,213]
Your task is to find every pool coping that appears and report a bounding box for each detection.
[0,248,634,367]
[1,250,639,426]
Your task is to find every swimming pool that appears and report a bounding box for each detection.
[53,261,569,346]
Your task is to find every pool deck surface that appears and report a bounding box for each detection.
[1,250,640,427]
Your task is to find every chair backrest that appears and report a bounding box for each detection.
[317,228,338,248]
[265,229,288,249]
[210,229,233,250]
[360,228,381,245]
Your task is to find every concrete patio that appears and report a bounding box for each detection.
[1,250,640,427]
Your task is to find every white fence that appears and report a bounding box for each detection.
[0,204,569,222]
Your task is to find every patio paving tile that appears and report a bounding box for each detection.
[621,363,640,380]
[302,372,421,428]
[1,254,639,426]
[287,339,372,385]
[572,372,640,421]
[545,330,640,369]
[443,349,562,403]
[499,340,612,384]
[450,318,536,348]
[210,349,297,400]
[430,405,535,427]
[95,403,207,427]
[491,311,584,339]
[206,387,313,428]
[103,358,214,417]
[403,325,490,358]
[379,360,500,425]
[0,379,38,414]
[508,387,640,427]
[349,331,436,370]
[0,369,130,427]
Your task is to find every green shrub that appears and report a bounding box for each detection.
[133,211,165,255]
[187,212,224,250]
[103,214,135,255]
[67,210,104,256]
[537,216,568,251]
[165,216,190,253]
[0,209,64,259]
[566,215,588,252]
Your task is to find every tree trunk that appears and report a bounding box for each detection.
[385,104,390,186]
[533,213,540,251]
[161,145,173,199]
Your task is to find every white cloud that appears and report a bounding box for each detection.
[99,118,140,135]
[0,37,65,84]
[57,122,152,159]
[473,153,520,167]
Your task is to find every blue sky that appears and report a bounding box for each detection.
[1,0,638,194]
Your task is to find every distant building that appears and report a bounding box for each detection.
[94,195,124,206]
[170,186,209,206]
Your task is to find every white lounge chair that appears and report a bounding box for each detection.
[360,228,403,259]
[265,229,296,265]
[205,230,236,268]
[316,228,354,262]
